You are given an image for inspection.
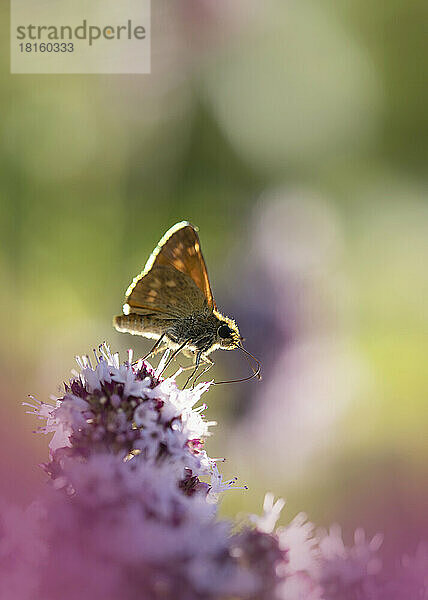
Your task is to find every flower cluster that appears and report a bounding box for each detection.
[27,345,216,496]
[32,455,260,600]
[0,344,426,600]
[15,344,281,599]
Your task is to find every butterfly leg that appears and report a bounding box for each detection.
[158,341,188,375]
[190,356,214,389]
[174,360,196,372]
[183,351,203,389]
[142,334,166,360]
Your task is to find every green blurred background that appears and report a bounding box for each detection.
[1,0,427,560]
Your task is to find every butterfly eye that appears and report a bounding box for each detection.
[218,324,232,339]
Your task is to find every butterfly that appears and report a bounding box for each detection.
[113,221,261,387]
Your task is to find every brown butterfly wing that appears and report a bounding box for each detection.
[124,264,207,319]
[147,222,216,310]
[123,222,215,324]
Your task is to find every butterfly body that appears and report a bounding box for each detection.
[113,222,242,376]
[115,308,237,356]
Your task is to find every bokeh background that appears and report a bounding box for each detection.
[1,0,427,566]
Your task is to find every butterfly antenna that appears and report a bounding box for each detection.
[214,345,262,385]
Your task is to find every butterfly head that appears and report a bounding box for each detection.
[213,312,262,384]
[215,315,241,350]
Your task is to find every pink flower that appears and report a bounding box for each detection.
[29,344,216,494]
